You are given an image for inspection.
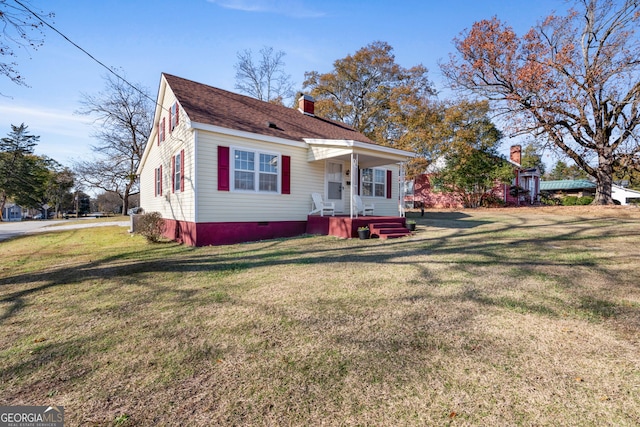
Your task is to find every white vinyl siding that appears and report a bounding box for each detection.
[139,85,194,222]
[195,132,323,222]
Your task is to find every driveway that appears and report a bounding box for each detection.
[0,218,130,243]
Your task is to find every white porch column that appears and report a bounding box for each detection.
[350,153,358,219]
[399,162,406,217]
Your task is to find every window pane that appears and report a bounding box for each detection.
[362,168,373,183]
[328,162,342,182]
[259,173,277,192]
[362,183,372,197]
[374,183,385,197]
[374,169,385,184]
[260,154,278,173]
[328,181,342,199]
[174,154,181,192]
[234,150,254,171]
[235,171,255,190]
[171,104,178,130]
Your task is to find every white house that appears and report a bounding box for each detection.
[612,184,640,205]
[137,74,415,246]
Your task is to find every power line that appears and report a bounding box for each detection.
[11,0,165,112]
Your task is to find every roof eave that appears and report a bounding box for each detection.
[304,138,416,159]
[192,121,308,148]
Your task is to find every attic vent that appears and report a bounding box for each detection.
[266,121,278,129]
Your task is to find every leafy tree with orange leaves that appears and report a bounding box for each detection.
[303,41,436,172]
[441,0,640,204]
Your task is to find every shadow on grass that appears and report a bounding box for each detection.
[1,215,639,328]
[407,211,493,229]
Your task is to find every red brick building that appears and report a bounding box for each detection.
[404,145,541,208]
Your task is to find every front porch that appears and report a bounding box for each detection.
[306,215,408,239]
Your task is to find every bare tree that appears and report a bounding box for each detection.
[0,0,53,87]
[234,46,295,105]
[441,0,640,204]
[75,74,153,215]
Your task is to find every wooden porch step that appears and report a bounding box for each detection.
[369,222,412,239]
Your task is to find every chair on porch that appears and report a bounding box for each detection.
[310,193,335,217]
[353,194,374,217]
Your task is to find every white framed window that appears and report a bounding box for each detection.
[362,168,386,197]
[170,102,179,131]
[173,151,182,192]
[232,147,280,193]
[155,166,163,196]
[158,118,165,143]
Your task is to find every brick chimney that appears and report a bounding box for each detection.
[510,145,522,165]
[298,94,315,116]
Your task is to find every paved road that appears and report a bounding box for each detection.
[0,218,130,243]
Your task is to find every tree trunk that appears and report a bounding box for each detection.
[122,189,129,216]
[593,165,615,205]
[122,178,135,215]
[0,191,6,221]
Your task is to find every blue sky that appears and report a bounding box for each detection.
[0,0,569,167]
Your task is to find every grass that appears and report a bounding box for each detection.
[1,206,639,425]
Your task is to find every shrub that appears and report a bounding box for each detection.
[562,196,579,206]
[577,196,594,205]
[481,194,505,208]
[540,192,560,206]
[137,212,165,243]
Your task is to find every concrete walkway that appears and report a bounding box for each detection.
[0,218,130,243]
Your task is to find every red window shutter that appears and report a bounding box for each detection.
[180,149,185,192]
[169,108,173,133]
[154,168,157,196]
[281,155,291,194]
[161,118,165,141]
[357,168,361,196]
[171,155,176,193]
[386,170,392,199]
[157,124,160,146]
[218,146,230,191]
[159,164,163,195]
[175,103,179,126]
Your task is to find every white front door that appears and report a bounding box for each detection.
[326,161,345,213]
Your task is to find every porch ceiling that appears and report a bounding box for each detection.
[305,139,414,168]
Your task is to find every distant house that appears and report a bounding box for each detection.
[539,180,596,199]
[539,180,640,205]
[404,145,541,208]
[2,203,22,222]
[612,185,640,205]
[137,73,415,246]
